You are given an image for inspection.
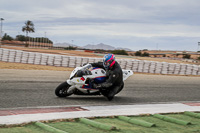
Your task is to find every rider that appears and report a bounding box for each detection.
[90,54,124,101]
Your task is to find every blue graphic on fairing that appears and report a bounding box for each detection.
[94,77,106,83]
[92,67,106,83]
[81,67,106,89]
[81,76,106,90]
[92,67,99,70]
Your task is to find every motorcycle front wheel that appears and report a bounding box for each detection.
[55,82,73,97]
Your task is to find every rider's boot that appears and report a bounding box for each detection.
[107,95,114,101]
[106,90,115,101]
[106,86,120,101]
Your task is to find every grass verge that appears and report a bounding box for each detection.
[0,113,200,133]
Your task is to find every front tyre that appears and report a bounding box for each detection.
[55,82,73,97]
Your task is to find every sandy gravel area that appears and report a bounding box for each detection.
[2,46,100,57]
[0,61,74,71]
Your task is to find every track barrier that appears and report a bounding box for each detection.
[153,114,192,125]
[184,111,200,118]
[117,116,156,127]
[79,118,118,130]
[0,48,200,75]
[35,121,67,133]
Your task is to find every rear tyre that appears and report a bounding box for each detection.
[55,82,73,97]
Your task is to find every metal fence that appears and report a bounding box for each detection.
[0,48,200,75]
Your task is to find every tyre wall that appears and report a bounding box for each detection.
[0,48,200,75]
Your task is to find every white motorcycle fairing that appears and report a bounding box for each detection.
[66,64,133,94]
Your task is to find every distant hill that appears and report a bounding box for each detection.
[116,47,133,51]
[54,42,132,51]
[83,43,115,50]
[54,42,78,47]
[83,43,132,51]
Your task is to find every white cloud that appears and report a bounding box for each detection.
[1,0,200,51]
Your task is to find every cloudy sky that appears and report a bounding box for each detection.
[1,0,200,51]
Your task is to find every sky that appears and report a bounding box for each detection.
[1,0,200,51]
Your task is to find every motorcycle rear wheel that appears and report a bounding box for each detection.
[55,82,73,97]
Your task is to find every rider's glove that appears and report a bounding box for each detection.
[93,83,102,89]
[81,63,88,66]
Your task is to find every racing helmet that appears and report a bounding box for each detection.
[103,54,116,69]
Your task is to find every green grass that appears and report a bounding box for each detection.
[0,113,200,133]
[0,124,49,133]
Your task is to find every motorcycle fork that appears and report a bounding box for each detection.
[67,86,76,94]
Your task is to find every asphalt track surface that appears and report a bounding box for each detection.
[0,69,200,109]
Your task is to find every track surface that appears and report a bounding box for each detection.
[0,69,200,109]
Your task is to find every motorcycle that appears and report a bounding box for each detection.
[55,64,133,99]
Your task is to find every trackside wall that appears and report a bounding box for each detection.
[0,48,200,75]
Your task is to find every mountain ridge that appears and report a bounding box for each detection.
[54,42,132,51]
